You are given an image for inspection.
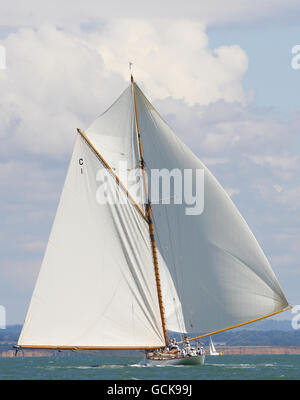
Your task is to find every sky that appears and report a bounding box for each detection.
[0,0,300,325]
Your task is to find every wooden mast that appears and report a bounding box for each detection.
[131,74,168,347]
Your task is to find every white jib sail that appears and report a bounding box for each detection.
[18,134,166,348]
[134,83,289,336]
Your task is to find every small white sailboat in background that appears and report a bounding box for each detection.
[209,337,221,356]
[15,72,291,367]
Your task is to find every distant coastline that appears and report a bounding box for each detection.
[220,346,300,355]
[1,346,300,357]
[2,320,300,358]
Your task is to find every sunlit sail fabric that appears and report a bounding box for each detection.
[86,86,138,172]
[18,135,165,348]
[84,84,185,334]
[157,250,186,333]
[85,86,146,209]
[134,83,289,335]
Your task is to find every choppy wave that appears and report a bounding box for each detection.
[1,354,300,380]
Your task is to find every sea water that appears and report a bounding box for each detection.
[0,354,299,380]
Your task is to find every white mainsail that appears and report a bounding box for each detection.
[134,83,289,337]
[18,134,165,348]
[18,84,184,349]
[18,80,289,350]
[209,337,219,355]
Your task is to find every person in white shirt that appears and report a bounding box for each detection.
[183,336,191,355]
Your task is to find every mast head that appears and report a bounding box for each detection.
[129,61,134,83]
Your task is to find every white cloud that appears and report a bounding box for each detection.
[273,184,283,193]
[0,25,128,157]
[0,22,249,158]
[0,159,64,204]
[0,0,299,29]
[254,183,300,210]
[155,98,298,163]
[1,258,40,295]
[90,19,248,106]
[277,186,300,210]
[246,153,300,181]
[200,118,288,154]
[201,157,229,166]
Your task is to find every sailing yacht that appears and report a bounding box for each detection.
[16,74,291,366]
[209,337,220,356]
